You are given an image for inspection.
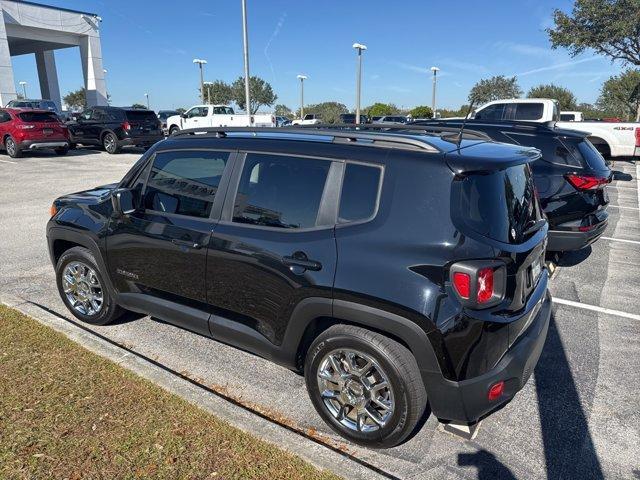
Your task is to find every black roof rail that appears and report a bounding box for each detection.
[171,126,443,152]
[298,123,492,141]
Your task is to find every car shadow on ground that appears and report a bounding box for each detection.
[533,313,603,480]
[553,246,593,267]
[612,170,634,181]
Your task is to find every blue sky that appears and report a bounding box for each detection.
[11,0,625,111]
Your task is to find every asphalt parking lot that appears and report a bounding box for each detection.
[1,148,639,479]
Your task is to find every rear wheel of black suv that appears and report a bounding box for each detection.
[102,132,121,154]
[304,324,427,448]
[55,246,123,325]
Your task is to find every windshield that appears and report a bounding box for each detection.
[452,164,543,244]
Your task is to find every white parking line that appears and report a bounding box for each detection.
[610,185,638,190]
[554,297,640,321]
[0,158,15,164]
[607,205,640,210]
[600,236,640,245]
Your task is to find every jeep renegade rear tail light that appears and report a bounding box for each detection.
[449,260,506,309]
[565,174,609,190]
[121,121,131,131]
[488,381,504,401]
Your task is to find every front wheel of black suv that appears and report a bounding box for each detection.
[304,324,427,448]
[55,246,123,325]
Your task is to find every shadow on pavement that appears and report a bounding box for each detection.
[612,170,633,181]
[554,246,592,267]
[458,450,516,480]
[534,314,603,480]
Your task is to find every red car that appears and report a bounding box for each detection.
[0,108,70,158]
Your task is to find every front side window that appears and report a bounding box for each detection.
[339,163,382,223]
[143,150,230,218]
[0,110,11,123]
[186,107,201,118]
[232,153,330,229]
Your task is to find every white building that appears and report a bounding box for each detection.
[0,0,107,110]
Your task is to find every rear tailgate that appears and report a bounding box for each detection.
[125,110,161,135]
[18,111,67,139]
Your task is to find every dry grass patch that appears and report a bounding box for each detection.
[0,305,341,480]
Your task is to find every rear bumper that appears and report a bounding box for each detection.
[424,288,552,424]
[547,213,608,252]
[118,134,163,147]
[19,139,68,150]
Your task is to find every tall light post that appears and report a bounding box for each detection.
[352,43,367,124]
[241,0,252,123]
[18,81,27,98]
[144,93,149,109]
[193,58,207,103]
[203,81,213,104]
[430,66,440,118]
[297,74,307,119]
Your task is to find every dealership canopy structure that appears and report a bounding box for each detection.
[0,0,107,110]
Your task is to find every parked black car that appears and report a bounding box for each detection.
[339,113,369,124]
[67,106,163,154]
[414,120,612,252]
[47,126,551,448]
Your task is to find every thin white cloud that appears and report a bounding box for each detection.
[515,57,601,77]
[392,61,450,77]
[438,59,489,75]
[494,41,552,58]
[264,12,287,83]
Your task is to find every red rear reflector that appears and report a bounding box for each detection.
[578,225,596,232]
[453,272,470,299]
[488,381,504,401]
[635,127,640,147]
[122,121,131,131]
[477,268,494,303]
[565,174,608,190]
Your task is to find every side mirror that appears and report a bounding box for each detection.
[181,113,188,119]
[111,188,136,216]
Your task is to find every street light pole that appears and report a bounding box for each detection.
[19,81,27,98]
[352,43,367,124]
[193,58,207,103]
[144,93,149,109]
[430,66,439,119]
[203,82,213,104]
[241,0,252,123]
[297,75,307,118]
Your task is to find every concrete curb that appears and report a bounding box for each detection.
[1,292,389,480]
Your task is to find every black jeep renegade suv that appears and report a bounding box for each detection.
[47,126,552,448]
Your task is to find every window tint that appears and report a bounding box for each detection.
[339,163,382,223]
[126,110,158,123]
[578,140,609,171]
[233,154,330,229]
[475,104,505,120]
[514,103,544,120]
[143,150,229,218]
[560,113,575,121]
[0,110,11,123]
[90,109,104,121]
[18,111,58,122]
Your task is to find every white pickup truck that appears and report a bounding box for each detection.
[166,105,275,134]
[473,98,639,157]
[291,114,321,125]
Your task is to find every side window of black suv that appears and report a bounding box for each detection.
[338,163,382,223]
[143,150,230,218]
[232,153,331,229]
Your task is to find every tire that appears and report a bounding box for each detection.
[54,147,69,156]
[5,136,22,158]
[169,126,180,136]
[102,132,121,154]
[55,246,123,325]
[68,142,77,150]
[304,324,427,448]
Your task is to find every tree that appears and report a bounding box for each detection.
[468,76,522,104]
[299,102,348,123]
[439,105,471,118]
[63,87,86,110]
[231,76,277,114]
[274,104,293,117]
[548,0,640,67]
[203,80,233,105]
[365,102,399,117]
[596,69,640,120]
[527,84,577,110]
[176,107,186,114]
[408,105,433,118]
[131,103,146,109]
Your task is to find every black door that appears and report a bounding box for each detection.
[206,152,339,348]
[106,149,233,335]
[70,109,94,144]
